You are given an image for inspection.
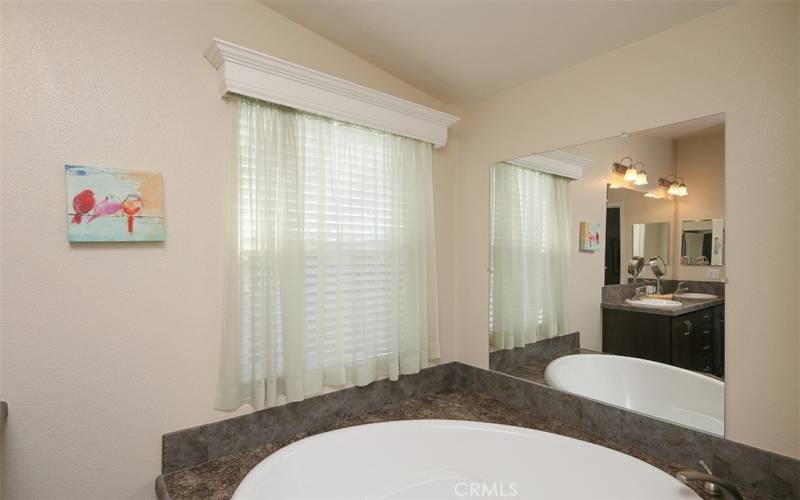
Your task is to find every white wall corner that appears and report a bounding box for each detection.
[204,38,460,148]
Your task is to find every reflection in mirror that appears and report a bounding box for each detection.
[488,114,726,436]
[632,222,670,265]
[488,160,570,351]
[682,219,725,266]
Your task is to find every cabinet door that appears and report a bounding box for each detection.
[671,318,696,370]
[603,309,671,363]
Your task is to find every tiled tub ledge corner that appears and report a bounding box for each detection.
[158,362,798,500]
[161,362,464,474]
[489,332,579,372]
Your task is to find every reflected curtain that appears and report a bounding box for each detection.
[217,96,440,411]
[489,162,569,350]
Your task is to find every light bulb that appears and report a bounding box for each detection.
[667,183,680,195]
[624,166,638,181]
[678,183,688,196]
[634,170,648,186]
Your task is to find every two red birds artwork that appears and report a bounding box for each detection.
[71,189,144,234]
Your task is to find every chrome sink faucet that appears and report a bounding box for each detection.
[632,286,648,301]
[676,461,743,500]
[675,281,689,294]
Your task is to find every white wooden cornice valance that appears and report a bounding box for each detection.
[509,150,591,180]
[204,38,459,148]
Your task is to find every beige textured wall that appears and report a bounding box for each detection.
[673,127,727,281]
[453,1,799,457]
[0,2,456,498]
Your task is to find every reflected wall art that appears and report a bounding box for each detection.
[65,165,165,242]
[579,221,600,252]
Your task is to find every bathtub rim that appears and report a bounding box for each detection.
[543,353,724,436]
[231,418,700,500]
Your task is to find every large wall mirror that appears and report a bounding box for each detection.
[488,114,727,436]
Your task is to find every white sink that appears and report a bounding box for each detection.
[674,292,718,300]
[232,420,699,499]
[626,298,683,308]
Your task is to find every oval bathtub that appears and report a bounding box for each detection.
[232,419,698,499]
[544,354,724,435]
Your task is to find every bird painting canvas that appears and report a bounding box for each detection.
[579,221,600,252]
[65,165,165,242]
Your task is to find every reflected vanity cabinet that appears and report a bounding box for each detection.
[602,305,724,377]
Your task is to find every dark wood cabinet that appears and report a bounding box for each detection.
[602,305,724,377]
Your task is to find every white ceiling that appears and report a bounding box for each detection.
[261,0,732,105]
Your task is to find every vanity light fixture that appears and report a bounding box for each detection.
[667,183,681,196]
[661,175,688,196]
[633,162,648,186]
[646,179,671,199]
[611,157,637,181]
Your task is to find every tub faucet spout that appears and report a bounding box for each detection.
[676,461,743,500]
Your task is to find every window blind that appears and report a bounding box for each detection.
[217,97,439,410]
[489,162,570,350]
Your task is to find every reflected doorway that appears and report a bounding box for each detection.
[605,204,622,285]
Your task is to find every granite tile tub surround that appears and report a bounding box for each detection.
[489,331,579,371]
[161,392,719,500]
[159,362,798,500]
[161,362,465,474]
[466,366,798,500]
[500,348,597,385]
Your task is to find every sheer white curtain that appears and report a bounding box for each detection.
[489,162,569,350]
[216,97,439,411]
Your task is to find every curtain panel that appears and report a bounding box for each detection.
[216,97,440,411]
[489,162,570,350]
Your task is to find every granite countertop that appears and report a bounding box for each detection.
[160,391,726,500]
[601,296,724,317]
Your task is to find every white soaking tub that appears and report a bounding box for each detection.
[544,354,724,436]
[232,419,698,499]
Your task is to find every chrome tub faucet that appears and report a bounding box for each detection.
[676,461,743,500]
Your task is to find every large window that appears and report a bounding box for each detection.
[216,97,440,411]
[489,162,570,350]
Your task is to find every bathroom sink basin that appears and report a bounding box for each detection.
[674,293,718,300]
[626,298,683,308]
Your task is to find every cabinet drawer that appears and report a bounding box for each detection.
[673,309,713,337]
[696,325,713,343]
[685,308,713,326]
[698,341,713,356]
[697,355,713,374]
